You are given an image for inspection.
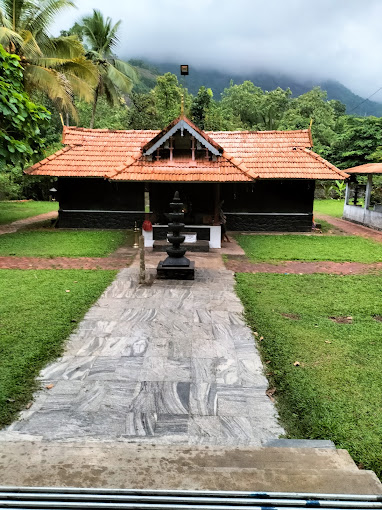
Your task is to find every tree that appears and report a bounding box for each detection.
[220,81,263,129]
[127,92,160,129]
[329,116,382,169]
[152,73,191,127]
[0,45,50,167]
[76,96,129,129]
[219,81,291,131]
[256,87,291,130]
[77,9,137,128]
[190,86,213,130]
[0,0,97,117]
[279,87,336,155]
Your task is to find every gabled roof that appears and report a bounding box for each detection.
[25,116,348,181]
[344,163,382,175]
[142,116,223,156]
[27,127,159,178]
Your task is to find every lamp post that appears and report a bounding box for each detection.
[49,188,57,202]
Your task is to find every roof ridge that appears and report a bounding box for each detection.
[298,148,349,179]
[207,129,311,135]
[64,126,160,133]
[108,154,142,180]
[222,151,259,180]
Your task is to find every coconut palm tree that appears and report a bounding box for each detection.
[78,9,137,128]
[0,0,98,118]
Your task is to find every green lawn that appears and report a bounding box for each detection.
[0,230,132,257]
[236,234,382,263]
[0,201,58,225]
[314,199,344,218]
[236,273,382,478]
[0,270,117,427]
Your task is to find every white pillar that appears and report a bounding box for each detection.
[344,181,350,206]
[365,174,373,210]
[209,226,221,248]
[143,229,154,248]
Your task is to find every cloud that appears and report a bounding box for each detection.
[51,0,382,100]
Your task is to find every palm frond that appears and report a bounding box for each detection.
[35,56,97,88]
[106,62,134,93]
[0,0,26,30]
[0,25,23,49]
[0,6,12,28]
[64,71,95,102]
[24,0,75,38]
[23,63,77,118]
[102,74,120,106]
[80,9,121,57]
[112,58,137,82]
[46,36,85,59]
[19,29,43,58]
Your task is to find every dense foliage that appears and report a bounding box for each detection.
[0,45,50,166]
[0,0,97,117]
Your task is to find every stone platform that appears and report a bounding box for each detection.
[153,240,209,252]
[157,260,195,279]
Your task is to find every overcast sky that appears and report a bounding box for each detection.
[52,0,382,100]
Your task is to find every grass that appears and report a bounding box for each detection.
[0,229,133,257]
[0,270,117,427]
[314,199,344,218]
[235,273,382,478]
[0,201,58,225]
[236,234,382,263]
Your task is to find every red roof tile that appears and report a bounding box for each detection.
[343,163,382,175]
[25,119,347,181]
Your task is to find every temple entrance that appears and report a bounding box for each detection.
[145,183,222,249]
[149,183,217,226]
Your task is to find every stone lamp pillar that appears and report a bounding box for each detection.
[157,191,195,280]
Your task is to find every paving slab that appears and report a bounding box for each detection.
[1,265,283,446]
[0,442,381,494]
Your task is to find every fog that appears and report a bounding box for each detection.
[52,0,382,100]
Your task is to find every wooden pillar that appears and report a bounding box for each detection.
[365,174,373,210]
[213,183,221,226]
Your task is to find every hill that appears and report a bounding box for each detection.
[130,60,382,117]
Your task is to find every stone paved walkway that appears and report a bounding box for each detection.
[4,265,283,445]
[317,214,382,242]
[0,210,58,235]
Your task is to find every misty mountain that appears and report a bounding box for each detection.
[131,60,382,117]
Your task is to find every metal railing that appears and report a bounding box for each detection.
[0,487,381,509]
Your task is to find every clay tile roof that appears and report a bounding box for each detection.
[343,163,382,175]
[25,119,345,182]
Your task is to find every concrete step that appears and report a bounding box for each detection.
[0,442,380,494]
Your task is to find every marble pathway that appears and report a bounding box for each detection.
[5,267,284,445]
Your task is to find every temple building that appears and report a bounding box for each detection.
[26,115,348,247]
[342,163,382,230]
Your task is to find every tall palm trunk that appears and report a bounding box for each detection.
[90,83,100,128]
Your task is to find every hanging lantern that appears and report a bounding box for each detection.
[180,64,189,76]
